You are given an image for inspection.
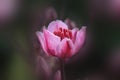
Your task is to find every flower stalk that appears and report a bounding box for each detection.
[60,59,66,80]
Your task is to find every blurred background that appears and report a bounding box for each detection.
[1,0,120,80]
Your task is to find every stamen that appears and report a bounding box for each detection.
[54,28,72,40]
[59,27,62,32]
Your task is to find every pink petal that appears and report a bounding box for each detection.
[64,18,76,29]
[57,38,74,59]
[54,70,61,80]
[47,20,68,33]
[45,7,57,20]
[36,56,51,77]
[71,28,79,43]
[67,39,75,56]
[43,29,60,56]
[74,26,86,52]
[36,31,48,55]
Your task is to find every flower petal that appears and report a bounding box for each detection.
[47,20,68,33]
[36,31,48,54]
[57,38,74,59]
[43,29,60,56]
[54,70,61,80]
[74,26,86,52]
[64,18,76,29]
[71,28,79,43]
[36,56,51,77]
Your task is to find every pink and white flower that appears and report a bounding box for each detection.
[36,20,86,59]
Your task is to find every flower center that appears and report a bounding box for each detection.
[53,27,72,40]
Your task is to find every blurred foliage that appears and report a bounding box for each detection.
[0,0,120,80]
[8,54,33,80]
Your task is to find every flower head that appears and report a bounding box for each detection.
[36,20,86,60]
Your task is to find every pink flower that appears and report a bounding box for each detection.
[36,20,86,59]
